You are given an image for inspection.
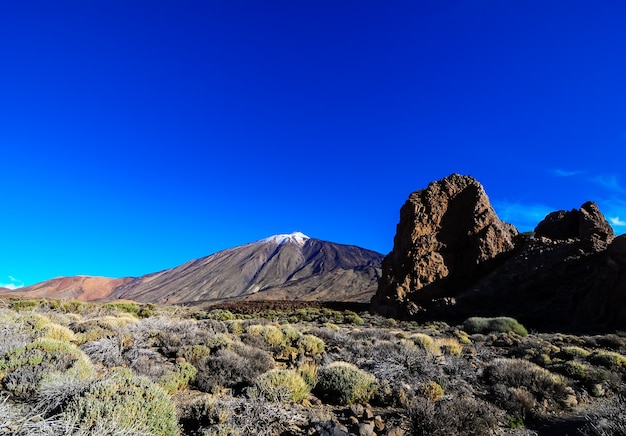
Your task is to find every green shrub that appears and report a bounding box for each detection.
[560,346,591,360]
[254,369,310,403]
[315,361,378,405]
[158,362,197,394]
[297,334,325,355]
[246,324,285,347]
[62,368,179,435]
[10,299,40,312]
[588,350,626,370]
[463,316,528,336]
[0,338,94,399]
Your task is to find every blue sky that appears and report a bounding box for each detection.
[2,1,625,287]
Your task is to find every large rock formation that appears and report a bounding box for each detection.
[534,201,614,242]
[372,174,626,331]
[372,174,519,317]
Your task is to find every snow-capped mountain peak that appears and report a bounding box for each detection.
[263,232,310,246]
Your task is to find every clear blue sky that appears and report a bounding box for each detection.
[2,1,625,287]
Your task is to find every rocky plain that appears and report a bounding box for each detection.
[1,173,625,435]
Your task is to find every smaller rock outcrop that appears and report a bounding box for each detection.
[534,201,615,243]
[372,174,519,317]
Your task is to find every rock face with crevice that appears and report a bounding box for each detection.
[372,174,519,317]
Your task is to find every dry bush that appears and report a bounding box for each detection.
[485,358,573,415]
[0,338,94,400]
[195,343,274,392]
[203,395,309,436]
[408,395,500,436]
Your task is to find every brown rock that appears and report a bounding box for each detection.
[385,427,404,436]
[534,201,614,243]
[358,422,375,436]
[372,174,518,317]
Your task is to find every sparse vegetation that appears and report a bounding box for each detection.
[0,296,624,435]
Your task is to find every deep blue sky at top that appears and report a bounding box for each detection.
[2,1,625,287]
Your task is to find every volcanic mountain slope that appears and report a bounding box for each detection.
[0,276,133,302]
[5,233,383,305]
[109,232,383,304]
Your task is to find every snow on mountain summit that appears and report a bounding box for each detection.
[263,232,310,246]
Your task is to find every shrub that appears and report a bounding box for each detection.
[315,361,378,405]
[408,396,499,436]
[485,358,572,414]
[463,316,528,336]
[588,350,626,371]
[62,368,179,435]
[409,333,441,355]
[246,324,285,348]
[297,334,325,355]
[0,338,94,399]
[158,362,197,394]
[179,395,229,434]
[418,380,444,402]
[253,369,310,403]
[195,344,274,392]
[435,337,462,356]
[37,323,77,343]
[560,346,591,360]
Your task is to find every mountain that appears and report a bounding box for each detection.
[109,232,382,304]
[0,276,133,301]
[3,233,383,305]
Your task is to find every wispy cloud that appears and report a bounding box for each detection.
[609,216,626,227]
[492,200,554,232]
[551,168,585,178]
[591,174,625,193]
[0,276,23,290]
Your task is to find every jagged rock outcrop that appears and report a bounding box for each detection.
[534,201,615,243]
[372,174,519,317]
[372,176,626,331]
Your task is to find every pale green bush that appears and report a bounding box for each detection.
[315,361,378,405]
[62,368,179,435]
[254,369,310,403]
[463,316,528,336]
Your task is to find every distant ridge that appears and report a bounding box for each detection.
[3,233,383,305]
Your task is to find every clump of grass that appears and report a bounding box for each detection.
[408,333,441,355]
[435,337,463,356]
[314,361,378,405]
[253,369,310,403]
[463,316,528,336]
